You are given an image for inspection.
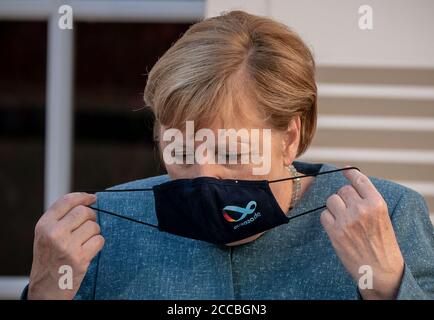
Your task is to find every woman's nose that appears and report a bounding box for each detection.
[192,163,223,179]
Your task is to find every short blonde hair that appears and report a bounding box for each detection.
[144,10,317,157]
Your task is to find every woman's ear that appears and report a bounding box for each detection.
[281,116,301,166]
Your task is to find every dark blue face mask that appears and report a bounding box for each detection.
[85,167,359,245]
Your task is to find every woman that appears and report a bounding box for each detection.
[25,10,434,300]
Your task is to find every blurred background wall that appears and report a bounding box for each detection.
[0,0,433,298]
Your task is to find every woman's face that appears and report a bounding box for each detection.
[158,101,301,245]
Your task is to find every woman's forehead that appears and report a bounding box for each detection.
[161,101,268,134]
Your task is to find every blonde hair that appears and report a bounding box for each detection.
[144,10,317,157]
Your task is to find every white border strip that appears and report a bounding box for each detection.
[0,0,205,22]
[72,0,204,22]
[0,277,28,300]
[317,115,434,132]
[0,0,52,20]
[300,147,434,165]
[318,83,434,101]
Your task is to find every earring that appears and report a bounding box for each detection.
[287,164,301,208]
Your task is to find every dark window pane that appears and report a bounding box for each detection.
[0,21,47,275]
[73,22,192,191]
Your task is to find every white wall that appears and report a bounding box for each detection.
[206,0,434,68]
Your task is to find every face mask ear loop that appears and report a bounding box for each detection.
[86,205,159,229]
[78,188,159,229]
[268,166,360,184]
[286,205,327,221]
[268,166,360,221]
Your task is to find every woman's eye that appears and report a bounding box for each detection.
[172,151,188,161]
[218,153,243,162]
[181,153,192,161]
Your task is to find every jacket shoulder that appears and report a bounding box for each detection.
[368,176,428,219]
[369,176,422,202]
[105,174,170,190]
[94,174,170,223]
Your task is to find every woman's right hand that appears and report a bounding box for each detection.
[28,193,105,300]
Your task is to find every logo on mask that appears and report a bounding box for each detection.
[222,201,257,222]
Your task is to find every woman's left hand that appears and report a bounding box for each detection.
[320,168,404,299]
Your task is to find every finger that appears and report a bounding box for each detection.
[343,168,377,199]
[82,234,105,262]
[58,205,96,232]
[337,185,362,208]
[326,194,347,212]
[46,193,97,221]
[326,194,348,224]
[320,209,335,231]
[72,220,101,245]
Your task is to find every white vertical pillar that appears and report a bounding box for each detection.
[44,5,74,209]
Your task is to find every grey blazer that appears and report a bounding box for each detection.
[26,161,434,299]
